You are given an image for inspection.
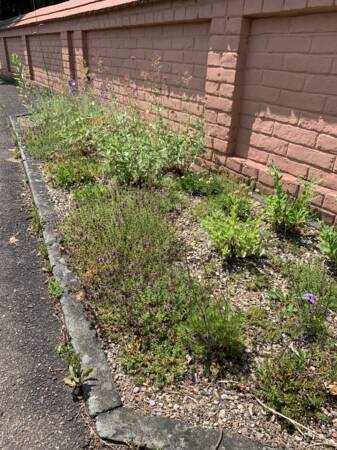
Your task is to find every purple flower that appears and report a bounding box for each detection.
[303,293,318,305]
[68,78,76,88]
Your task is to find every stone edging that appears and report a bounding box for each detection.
[10,115,272,450]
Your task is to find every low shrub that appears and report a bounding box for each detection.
[320,223,337,266]
[179,171,224,196]
[222,189,252,220]
[181,299,244,365]
[203,206,264,260]
[264,165,314,233]
[99,109,205,186]
[256,349,334,424]
[45,159,101,189]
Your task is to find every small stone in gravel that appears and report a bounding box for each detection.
[133,387,140,394]
[149,399,156,407]
[218,409,226,419]
[173,404,179,411]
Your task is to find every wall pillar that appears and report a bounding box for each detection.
[22,35,33,79]
[61,31,75,81]
[204,14,250,166]
[73,30,88,85]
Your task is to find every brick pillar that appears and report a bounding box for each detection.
[22,35,33,79]
[73,30,88,85]
[0,37,10,73]
[204,14,250,166]
[61,31,75,81]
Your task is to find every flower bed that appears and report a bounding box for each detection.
[14,54,337,449]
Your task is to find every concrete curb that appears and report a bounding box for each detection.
[11,115,273,450]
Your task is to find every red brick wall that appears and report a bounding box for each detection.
[86,21,209,122]
[1,0,337,222]
[28,33,63,88]
[5,36,24,72]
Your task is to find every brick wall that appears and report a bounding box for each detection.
[4,36,24,72]
[28,33,64,87]
[1,0,337,222]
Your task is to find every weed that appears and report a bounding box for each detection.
[320,223,337,266]
[246,273,271,291]
[48,277,64,301]
[31,205,42,236]
[181,299,245,366]
[40,241,49,260]
[256,349,335,424]
[264,165,314,234]
[283,262,337,337]
[58,342,93,395]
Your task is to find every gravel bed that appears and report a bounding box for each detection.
[34,169,337,450]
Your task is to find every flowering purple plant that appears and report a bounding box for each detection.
[68,78,77,94]
[303,293,318,305]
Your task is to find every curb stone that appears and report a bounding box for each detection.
[10,115,274,450]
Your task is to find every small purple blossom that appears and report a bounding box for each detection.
[68,78,76,88]
[303,293,318,305]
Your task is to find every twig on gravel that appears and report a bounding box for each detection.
[254,396,310,435]
[254,396,337,448]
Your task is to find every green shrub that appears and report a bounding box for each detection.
[25,93,106,161]
[320,223,337,266]
[181,299,244,364]
[256,349,333,424]
[179,171,224,196]
[264,165,314,233]
[45,159,100,189]
[222,189,252,220]
[203,206,264,260]
[100,109,204,186]
[283,262,337,337]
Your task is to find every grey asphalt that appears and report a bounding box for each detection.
[0,80,91,449]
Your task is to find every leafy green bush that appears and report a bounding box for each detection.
[264,165,314,233]
[222,190,252,220]
[256,349,333,424]
[99,109,204,186]
[181,300,244,364]
[203,206,264,260]
[283,262,337,337]
[320,223,337,266]
[179,171,224,196]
